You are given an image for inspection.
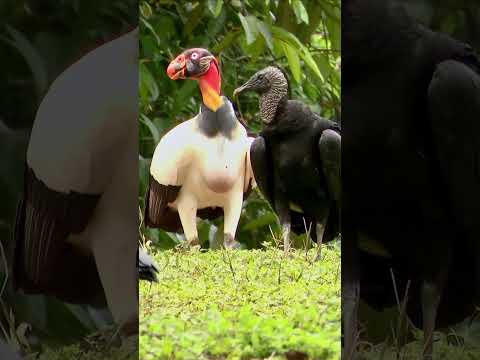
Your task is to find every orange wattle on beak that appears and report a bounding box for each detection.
[166,54,186,80]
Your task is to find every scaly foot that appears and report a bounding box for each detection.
[223,234,241,249]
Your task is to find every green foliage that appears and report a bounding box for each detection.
[38,345,136,360]
[139,0,341,250]
[37,329,137,360]
[140,245,341,359]
[360,329,480,359]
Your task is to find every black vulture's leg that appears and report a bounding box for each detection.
[310,220,318,244]
[315,211,329,261]
[276,202,291,253]
[310,220,320,261]
[421,282,441,359]
[342,226,360,360]
[315,223,323,261]
[421,255,449,359]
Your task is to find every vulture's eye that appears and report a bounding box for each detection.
[191,52,199,60]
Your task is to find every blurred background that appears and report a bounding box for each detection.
[138,0,341,251]
[396,0,480,50]
[356,0,480,352]
[0,0,136,357]
[1,0,479,356]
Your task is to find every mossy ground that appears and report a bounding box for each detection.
[359,326,480,359]
[24,328,137,360]
[140,244,341,360]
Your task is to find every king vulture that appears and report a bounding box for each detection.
[13,28,139,336]
[234,66,341,254]
[144,48,254,249]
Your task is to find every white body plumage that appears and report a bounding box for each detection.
[23,28,139,333]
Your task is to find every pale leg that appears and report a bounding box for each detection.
[223,184,243,249]
[282,221,291,253]
[315,217,327,261]
[177,196,199,246]
[88,145,138,337]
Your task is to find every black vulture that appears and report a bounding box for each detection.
[144,48,254,249]
[13,29,139,336]
[137,247,159,282]
[234,66,341,253]
[342,0,480,358]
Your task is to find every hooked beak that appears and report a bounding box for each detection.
[166,54,186,80]
[234,75,258,97]
[233,83,249,98]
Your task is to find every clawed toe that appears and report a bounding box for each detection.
[223,234,241,249]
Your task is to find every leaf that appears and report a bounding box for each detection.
[139,63,159,103]
[212,30,240,53]
[16,323,31,350]
[139,155,150,197]
[272,26,323,81]
[140,17,160,46]
[242,212,278,231]
[238,14,258,45]
[315,54,332,80]
[292,0,309,24]
[153,229,179,249]
[256,21,274,51]
[140,114,160,144]
[246,35,265,60]
[271,25,303,50]
[300,48,324,82]
[2,25,48,99]
[139,1,153,18]
[184,3,205,35]
[326,15,341,50]
[322,2,341,50]
[207,0,223,17]
[281,43,301,83]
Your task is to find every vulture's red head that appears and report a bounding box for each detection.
[167,48,223,111]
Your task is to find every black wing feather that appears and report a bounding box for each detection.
[318,128,341,242]
[249,135,275,205]
[13,166,105,305]
[144,175,182,231]
[428,60,480,248]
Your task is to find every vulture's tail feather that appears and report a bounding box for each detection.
[138,247,159,282]
[13,166,105,305]
[144,175,182,231]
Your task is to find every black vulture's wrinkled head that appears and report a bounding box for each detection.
[233,66,288,97]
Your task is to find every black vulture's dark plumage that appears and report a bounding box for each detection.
[343,0,480,358]
[234,66,341,253]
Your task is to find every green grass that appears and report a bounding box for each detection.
[361,343,480,359]
[22,328,138,360]
[359,330,480,359]
[38,341,137,360]
[357,301,480,359]
[140,245,341,360]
